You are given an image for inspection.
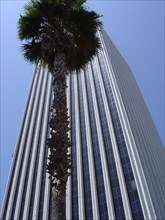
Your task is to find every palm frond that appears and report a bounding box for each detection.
[72,0,86,10]
[18,0,102,71]
[21,41,42,63]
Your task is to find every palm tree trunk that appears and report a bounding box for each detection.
[52,186,66,220]
[47,54,71,220]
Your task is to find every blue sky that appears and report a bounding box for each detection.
[0,0,164,210]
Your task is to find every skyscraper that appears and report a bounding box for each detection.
[1,28,164,220]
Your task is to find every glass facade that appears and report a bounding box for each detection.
[91,57,126,220]
[85,67,109,219]
[77,73,93,219]
[97,51,144,219]
[71,74,79,220]
[1,29,164,220]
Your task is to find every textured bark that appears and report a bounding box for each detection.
[52,187,66,220]
[47,54,71,220]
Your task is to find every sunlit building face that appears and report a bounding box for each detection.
[1,28,164,220]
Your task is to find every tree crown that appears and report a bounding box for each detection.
[18,0,102,72]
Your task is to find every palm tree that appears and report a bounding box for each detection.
[18,0,101,219]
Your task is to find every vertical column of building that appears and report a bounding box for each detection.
[98,29,156,219]
[66,74,72,220]
[70,74,78,219]
[112,44,165,218]
[74,73,85,219]
[4,63,43,220]
[14,68,48,219]
[98,35,145,219]
[41,73,53,220]
[81,71,100,220]
[1,64,39,220]
[77,71,94,219]
[42,155,51,219]
[84,66,108,219]
[13,66,45,219]
[94,55,132,219]
[32,70,52,220]
[87,63,115,219]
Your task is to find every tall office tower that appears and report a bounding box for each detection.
[1,28,164,220]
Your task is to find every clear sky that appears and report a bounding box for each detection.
[0,0,164,210]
